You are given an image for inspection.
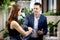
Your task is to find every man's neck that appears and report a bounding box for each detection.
[34,14,40,18]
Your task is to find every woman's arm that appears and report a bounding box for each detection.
[10,21,32,37]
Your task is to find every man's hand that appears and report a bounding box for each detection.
[37,30,43,35]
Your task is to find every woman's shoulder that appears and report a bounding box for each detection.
[10,21,18,29]
[11,21,18,25]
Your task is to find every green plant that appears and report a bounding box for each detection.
[17,8,33,26]
[0,29,9,38]
[48,20,60,36]
[0,0,15,6]
[48,22,54,35]
[43,11,54,16]
[43,11,60,16]
[17,18,24,26]
[0,0,4,6]
[54,12,60,16]
[24,8,33,15]
[3,30,9,38]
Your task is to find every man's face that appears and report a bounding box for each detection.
[33,5,41,15]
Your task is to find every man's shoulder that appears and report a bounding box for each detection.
[26,13,34,17]
[41,14,46,18]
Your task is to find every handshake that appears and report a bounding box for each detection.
[28,27,43,35]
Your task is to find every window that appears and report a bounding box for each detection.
[48,0,56,13]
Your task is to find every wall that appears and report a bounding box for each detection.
[0,8,4,39]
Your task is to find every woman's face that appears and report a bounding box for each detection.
[18,9,22,16]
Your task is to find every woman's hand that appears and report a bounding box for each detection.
[28,27,33,33]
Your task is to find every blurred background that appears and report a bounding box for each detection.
[0,0,60,40]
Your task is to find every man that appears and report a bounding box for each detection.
[23,2,48,40]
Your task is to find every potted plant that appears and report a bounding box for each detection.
[48,22,54,36]
[48,20,60,36]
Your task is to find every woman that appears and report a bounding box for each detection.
[6,4,32,40]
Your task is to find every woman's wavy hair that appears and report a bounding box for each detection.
[6,4,21,32]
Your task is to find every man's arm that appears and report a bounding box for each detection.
[43,17,48,35]
[38,17,48,35]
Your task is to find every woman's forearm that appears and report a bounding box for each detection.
[24,30,32,37]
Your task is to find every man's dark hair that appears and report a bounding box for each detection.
[34,2,42,8]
